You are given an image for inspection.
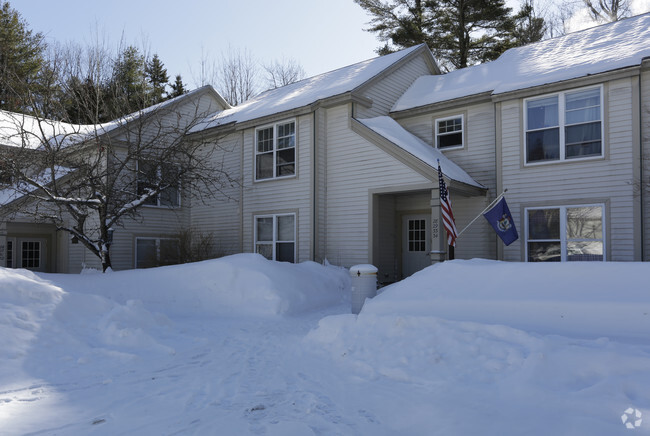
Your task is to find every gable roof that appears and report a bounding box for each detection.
[356,116,483,189]
[193,44,432,131]
[392,13,650,112]
[0,85,226,150]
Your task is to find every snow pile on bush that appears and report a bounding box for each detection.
[50,253,349,318]
[366,259,650,340]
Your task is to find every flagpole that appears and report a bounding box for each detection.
[456,189,508,237]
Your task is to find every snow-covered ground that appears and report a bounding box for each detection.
[1,254,649,435]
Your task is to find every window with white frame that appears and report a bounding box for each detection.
[135,237,180,268]
[526,204,604,262]
[435,115,463,149]
[254,213,295,262]
[255,120,296,180]
[136,161,180,207]
[525,86,603,163]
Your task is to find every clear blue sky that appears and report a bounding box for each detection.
[17,0,382,88]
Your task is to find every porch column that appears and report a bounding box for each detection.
[430,188,446,263]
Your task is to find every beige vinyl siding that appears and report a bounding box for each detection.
[355,54,434,119]
[326,104,432,267]
[500,77,639,261]
[642,68,650,260]
[188,132,243,257]
[453,195,495,260]
[315,108,328,262]
[241,114,313,262]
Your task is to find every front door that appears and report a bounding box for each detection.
[402,214,431,277]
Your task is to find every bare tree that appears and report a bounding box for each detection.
[0,53,235,272]
[263,57,306,90]
[214,46,259,106]
[583,0,630,22]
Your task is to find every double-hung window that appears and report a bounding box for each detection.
[254,213,295,262]
[137,161,180,207]
[255,120,296,180]
[526,204,605,262]
[435,115,463,149]
[525,86,603,163]
[135,237,180,268]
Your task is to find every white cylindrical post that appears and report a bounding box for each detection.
[350,264,378,314]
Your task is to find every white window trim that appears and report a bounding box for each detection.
[136,161,181,208]
[524,203,606,262]
[254,119,297,182]
[253,213,297,262]
[434,114,464,150]
[524,85,604,166]
[134,237,181,268]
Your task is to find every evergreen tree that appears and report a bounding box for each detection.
[510,1,546,46]
[169,74,187,99]
[0,1,46,113]
[106,45,150,117]
[145,53,169,104]
[355,0,537,71]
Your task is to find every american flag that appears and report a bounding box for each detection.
[438,161,457,247]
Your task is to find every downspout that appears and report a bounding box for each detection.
[312,110,317,262]
[639,71,645,260]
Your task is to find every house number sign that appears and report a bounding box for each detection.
[432,219,439,239]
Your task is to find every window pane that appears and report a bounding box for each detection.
[527,96,558,130]
[276,242,295,263]
[567,206,602,239]
[160,186,179,206]
[256,153,273,179]
[438,132,462,148]
[567,241,603,261]
[438,117,462,134]
[257,127,274,152]
[277,122,295,149]
[565,88,600,111]
[276,148,295,176]
[526,128,559,162]
[565,122,601,158]
[160,239,180,266]
[528,242,561,262]
[256,244,273,260]
[257,217,273,242]
[21,241,41,268]
[277,215,294,241]
[136,239,157,269]
[528,209,560,240]
[566,107,600,125]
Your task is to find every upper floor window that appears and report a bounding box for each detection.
[435,115,463,149]
[137,161,180,207]
[526,204,604,262]
[525,86,603,164]
[255,120,295,180]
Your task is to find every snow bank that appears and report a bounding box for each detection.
[362,259,650,341]
[42,253,349,318]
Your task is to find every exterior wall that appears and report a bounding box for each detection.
[240,114,313,262]
[325,103,433,268]
[356,53,435,119]
[188,131,243,257]
[500,77,641,261]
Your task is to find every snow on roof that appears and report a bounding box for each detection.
[193,45,426,131]
[393,13,650,112]
[357,116,484,188]
[0,165,72,206]
[0,86,221,150]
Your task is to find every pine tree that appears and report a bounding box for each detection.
[168,74,187,99]
[354,0,539,71]
[145,53,169,104]
[0,1,46,113]
[106,45,150,118]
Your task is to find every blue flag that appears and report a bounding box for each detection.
[483,197,519,246]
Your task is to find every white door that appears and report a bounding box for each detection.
[402,214,431,277]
